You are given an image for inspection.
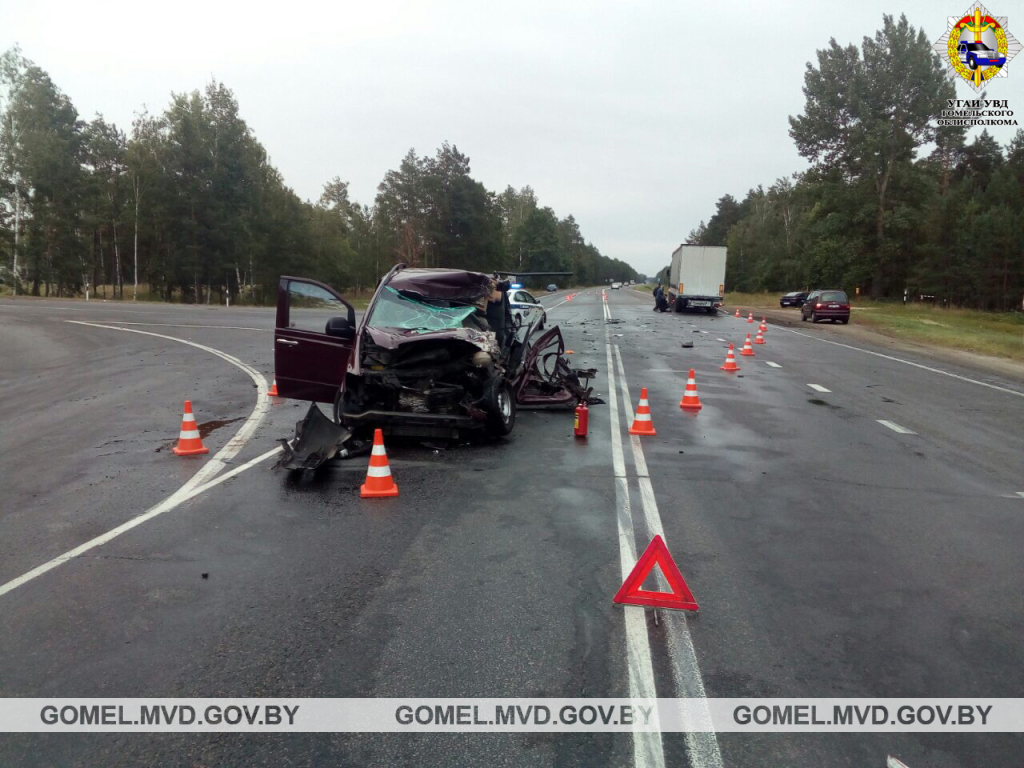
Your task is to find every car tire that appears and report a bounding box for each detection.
[811,312,818,323]
[484,377,516,436]
[968,56,978,70]
[840,318,849,325]
[801,312,808,322]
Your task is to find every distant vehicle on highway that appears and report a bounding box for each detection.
[546,283,558,292]
[507,287,547,331]
[958,41,1006,70]
[610,282,622,289]
[801,289,850,323]
[780,291,809,308]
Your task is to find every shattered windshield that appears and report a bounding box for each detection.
[367,286,478,331]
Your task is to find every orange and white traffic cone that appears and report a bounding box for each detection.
[759,316,767,332]
[629,387,657,435]
[754,328,766,345]
[679,369,702,411]
[734,308,741,318]
[172,400,209,456]
[268,378,280,397]
[360,428,399,498]
[747,312,754,323]
[721,343,740,371]
[740,333,756,356]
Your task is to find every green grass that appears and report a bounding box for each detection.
[724,292,1024,363]
[854,303,1024,362]
[631,283,654,293]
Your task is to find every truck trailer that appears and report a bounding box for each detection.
[666,245,726,314]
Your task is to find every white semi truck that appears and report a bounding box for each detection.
[665,245,726,314]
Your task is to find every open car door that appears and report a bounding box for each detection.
[275,276,357,403]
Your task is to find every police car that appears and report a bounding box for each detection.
[506,286,547,331]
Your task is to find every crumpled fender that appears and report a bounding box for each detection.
[514,325,601,408]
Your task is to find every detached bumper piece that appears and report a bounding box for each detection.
[276,403,364,471]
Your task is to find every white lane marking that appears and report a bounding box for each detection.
[83,320,267,331]
[716,338,727,343]
[0,447,282,598]
[780,328,1024,399]
[0,302,208,317]
[1015,492,1024,499]
[68,321,270,485]
[765,361,782,368]
[605,344,666,768]
[878,419,916,435]
[0,322,273,599]
[699,330,708,334]
[807,384,831,393]
[611,345,723,768]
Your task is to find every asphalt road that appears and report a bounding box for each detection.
[1,288,1023,767]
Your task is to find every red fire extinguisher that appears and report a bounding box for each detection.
[574,401,589,438]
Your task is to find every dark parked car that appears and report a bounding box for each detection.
[780,291,809,308]
[801,290,851,324]
[546,283,558,292]
[273,266,597,467]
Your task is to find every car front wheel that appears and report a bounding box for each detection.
[484,377,516,436]
[810,312,818,323]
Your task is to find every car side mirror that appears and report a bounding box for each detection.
[325,316,355,340]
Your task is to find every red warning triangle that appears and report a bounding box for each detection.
[613,535,698,611]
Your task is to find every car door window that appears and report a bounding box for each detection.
[514,291,532,304]
[289,281,348,334]
[519,291,538,305]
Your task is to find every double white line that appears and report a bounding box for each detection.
[605,327,722,768]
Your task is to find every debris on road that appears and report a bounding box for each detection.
[276,404,368,471]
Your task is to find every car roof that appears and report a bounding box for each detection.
[387,267,493,301]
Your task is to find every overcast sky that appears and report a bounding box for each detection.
[3,0,1022,275]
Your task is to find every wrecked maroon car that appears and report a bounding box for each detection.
[274,265,595,468]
